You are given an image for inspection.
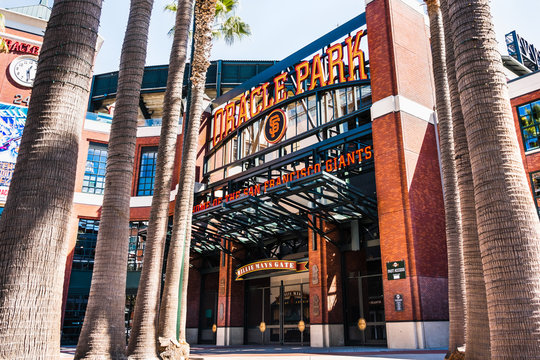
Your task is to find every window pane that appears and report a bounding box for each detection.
[72,219,99,271]
[518,101,540,152]
[532,101,540,123]
[82,142,108,194]
[137,147,158,196]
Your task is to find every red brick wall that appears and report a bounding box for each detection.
[186,258,203,328]
[367,0,448,323]
[217,243,245,328]
[0,28,42,104]
[308,219,344,325]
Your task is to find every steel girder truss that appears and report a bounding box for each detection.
[191,171,377,252]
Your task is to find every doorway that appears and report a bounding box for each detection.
[198,272,219,344]
[344,244,386,345]
[245,274,310,345]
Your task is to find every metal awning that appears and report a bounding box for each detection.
[191,171,377,249]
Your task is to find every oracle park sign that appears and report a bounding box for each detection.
[210,29,368,149]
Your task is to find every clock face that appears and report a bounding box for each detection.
[9,55,38,88]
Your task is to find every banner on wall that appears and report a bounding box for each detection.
[0,103,27,204]
[235,259,309,280]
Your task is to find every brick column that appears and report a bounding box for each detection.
[216,241,245,345]
[308,218,344,347]
[366,0,448,349]
[186,258,202,344]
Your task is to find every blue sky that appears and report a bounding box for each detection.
[3,0,540,75]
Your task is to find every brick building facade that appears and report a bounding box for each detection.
[1,0,539,351]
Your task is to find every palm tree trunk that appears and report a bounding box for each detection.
[158,0,217,358]
[439,0,491,357]
[177,179,195,342]
[0,1,102,358]
[75,1,153,359]
[446,0,540,358]
[126,1,194,358]
[424,0,466,353]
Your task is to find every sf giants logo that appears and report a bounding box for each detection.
[269,114,280,138]
[264,109,287,144]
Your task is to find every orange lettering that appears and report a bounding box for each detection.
[212,108,224,147]
[345,30,367,81]
[325,159,333,172]
[237,94,249,126]
[224,102,236,137]
[338,155,346,168]
[262,82,274,110]
[274,72,288,104]
[309,54,327,91]
[326,43,346,84]
[364,145,373,159]
[347,151,355,165]
[295,61,310,95]
[250,86,263,118]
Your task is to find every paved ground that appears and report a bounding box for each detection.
[61,345,447,359]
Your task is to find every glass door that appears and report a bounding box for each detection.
[268,281,309,345]
[245,278,309,345]
[198,290,217,344]
[346,273,386,345]
[282,282,310,344]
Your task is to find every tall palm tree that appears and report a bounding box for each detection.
[158,1,217,358]
[440,0,490,358]
[0,0,103,358]
[445,0,540,358]
[126,0,194,358]
[424,0,466,354]
[128,1,250,357]
[166,0,251,44]
[74,1,154,359]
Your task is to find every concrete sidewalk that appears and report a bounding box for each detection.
[61,345,447,360]
[189,345,446,360]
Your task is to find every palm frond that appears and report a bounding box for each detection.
[164,2,178,12]
[0,14,8,54]
[165,0,250,46]
[215,0,238,21]
[218,15,251,45]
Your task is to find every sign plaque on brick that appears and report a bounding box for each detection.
[394,294,404,311]
[386,260,406,280]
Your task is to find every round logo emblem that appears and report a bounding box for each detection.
[264,109,287,144]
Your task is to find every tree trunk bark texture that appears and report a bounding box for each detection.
[177,0,218,342]
[75,1,153,359]
[158,1,217,358]
[425,0,466,353]
[447,0,540,358]
[440,0,491,358]
[127,0,194,358]
[0,1,102,358]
